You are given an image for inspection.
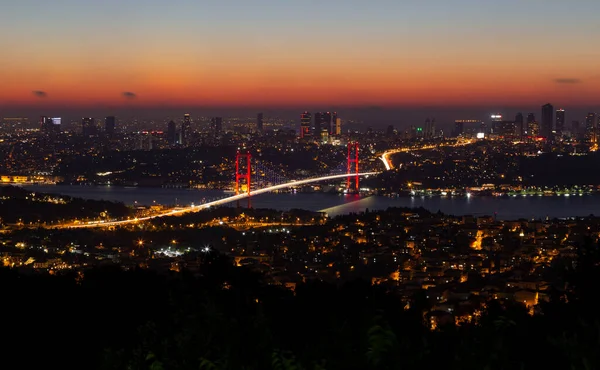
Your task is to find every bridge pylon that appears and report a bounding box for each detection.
[347,142,359,192]
[235,151,252,196]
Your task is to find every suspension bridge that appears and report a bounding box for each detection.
[61,142,378,229]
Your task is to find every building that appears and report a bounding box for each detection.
[331,112,338,134]
[424,118,436,138]
[257,113,263,132]
[555,109,565,137]
[334,117,342,135]
[314,112,332,136]
[300,112,311,138]
[541,103,554,138]
[51,117,61,134]
[386,125,395,136]
[105,116,116,137]
[585,113,597,143]
[527,113,538,137]
[167,120,177,145]
[181,114,191,146]
[211,117,223,136]
[515,113,524,138]
[82,117,95,136]
[40,116,51,133]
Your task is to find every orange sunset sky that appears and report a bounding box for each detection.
[1,0,599,111]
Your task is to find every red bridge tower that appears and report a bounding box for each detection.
[235,151,251,196]
[347,142,359,191]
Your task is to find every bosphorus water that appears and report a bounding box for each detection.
[17,184,600,220]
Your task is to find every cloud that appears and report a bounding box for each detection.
[553,78,581,84]
[122,91,137,99]
[32,90,48,98]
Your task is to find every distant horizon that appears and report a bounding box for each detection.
[2,104,599,130]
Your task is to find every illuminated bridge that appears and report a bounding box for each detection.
[62,142,378,229]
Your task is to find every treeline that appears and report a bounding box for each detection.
[2,243,600,370]
[0,186,131,224]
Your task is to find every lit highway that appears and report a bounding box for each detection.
[379,139,475,170]
[60,172,379,229]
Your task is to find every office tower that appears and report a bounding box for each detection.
[585,113,597,143]
[314,112,332,136]
[211,117,223,136]
[335,117,342,135]
[331,112,338,134]
[541,103,554,138]
[40,116,50,133]
[527,113,538,136]
[51,117,61,134]
[453,120,464,137]
[82,117,95,136]
[105,116,116,137]
[257,113,263,132]
[300,111,311,138]
[424,118,432,138]
[181,114,191,145]
[515,113,524,138]
[555,109,565,137]
[386,125,395,136]
[167,120,177,145]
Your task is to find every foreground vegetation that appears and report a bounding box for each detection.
[2,241,600,370]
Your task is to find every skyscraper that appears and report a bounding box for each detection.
[82,117,95,136]
[515,113,524,138]
[257,113,263,132]
[51,117,61,134]
[331,112,338,134]
[527,113,538,136]
[585,113,597,143]
[314,112,332,136]
[335,117,342,135]
[181,114,191,146]
[105,116,116,137]
[211,117,223,136]
[555,109,565,138]
[541,103,554,138]
[40,116,50,133]
[167,120,177,145]
[300,112,311,138]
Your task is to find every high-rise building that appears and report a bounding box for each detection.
[300,112,311,138]
[82,117,95,136]
[386,125,395,136]
[585,113,597,143]
[181,114,191,145]
[211,117,223,136]
[314,112,332,136]
[555,109,565,137]
[257,113,263,132]
[515,113,524,138]
[105,116,116,137]
[541,103,554,138]
[527,113,538,136]
[51,117,61,134]
[331,112,338,134]
[335,117,342,135]
[167,120,177,145]
[40,116,50,133]
[424,118,436,138]
[453,120,464,137]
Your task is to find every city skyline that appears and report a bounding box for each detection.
[1,0,600,112]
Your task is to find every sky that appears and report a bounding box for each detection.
[1,0,599,124]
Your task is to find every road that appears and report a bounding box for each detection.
[379,139,475,170]
[60,172,379,229]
